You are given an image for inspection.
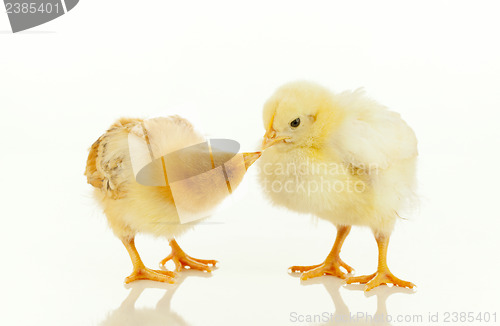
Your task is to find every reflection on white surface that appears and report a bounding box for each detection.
[98,270,417,326]
[100,271,210,326]
[299,276,415,326]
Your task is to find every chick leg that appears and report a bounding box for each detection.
[159,239,218,272]
[345,233,415,291]
[122,237,176,284]
[290,225,354,280]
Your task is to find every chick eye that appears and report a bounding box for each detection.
[290,118,301,128]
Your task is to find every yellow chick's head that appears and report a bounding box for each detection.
[262,81,344,151]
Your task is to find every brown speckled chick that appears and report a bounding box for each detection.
[85,116,260,283]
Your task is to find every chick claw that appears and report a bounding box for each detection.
[290,258,354,280]
[160,240,217,273]
[125,267,176,284]
[346,271,415,291]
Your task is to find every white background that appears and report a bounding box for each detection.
[1,1,500,325]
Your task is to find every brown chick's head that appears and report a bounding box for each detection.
[262,81,345,151]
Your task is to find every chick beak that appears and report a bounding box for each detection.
[262,134,290,150]
[242,152,262,169]
[262,114,289,150]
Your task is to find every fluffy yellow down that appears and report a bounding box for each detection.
[259,81,418,235]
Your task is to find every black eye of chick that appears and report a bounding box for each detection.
[290,118,301,128]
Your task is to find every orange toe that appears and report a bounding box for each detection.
[345,272,377,285]
[290,258,354,281]
[124,267,176,284]
[160,240,217,273]
[289,263,322,273]
[346,271,415,291]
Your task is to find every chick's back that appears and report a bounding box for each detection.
[85,116,205,239]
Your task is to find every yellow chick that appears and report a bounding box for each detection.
[85,116,261,283]
[259,81,417,291]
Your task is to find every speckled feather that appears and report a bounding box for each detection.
[84,116,206,239]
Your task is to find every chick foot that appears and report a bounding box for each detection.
[290,225,354,281]
[121,237,176,284]
[346,270,415,291]
[125,267,176,284]
[345,233,416,291]
[290,257,354,280]
[160,239,218,273]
